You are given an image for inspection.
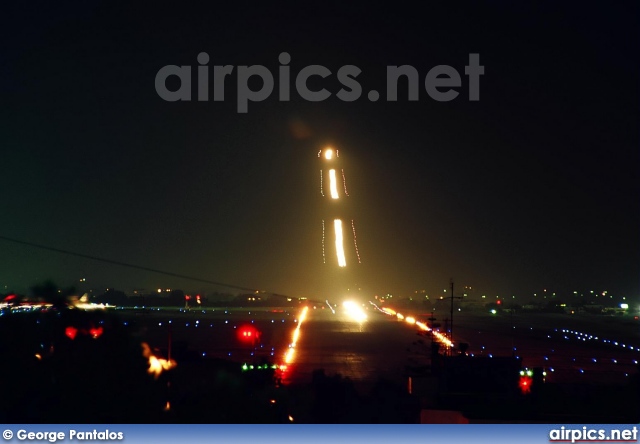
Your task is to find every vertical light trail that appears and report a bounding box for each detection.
[329,169,339,199]
[351,219,361,264]
[321,219,326,263]
[341,169,349,196]
[334,219,347,267]
[320,146,359,268]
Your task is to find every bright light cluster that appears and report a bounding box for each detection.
[343,300,367,322]
[141,342,176,379]
[324,148,333,160]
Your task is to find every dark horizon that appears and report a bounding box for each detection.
[1,2,638,301]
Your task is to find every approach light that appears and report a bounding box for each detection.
[238,325,260,342]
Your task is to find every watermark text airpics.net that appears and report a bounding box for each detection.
[155,52,484,113]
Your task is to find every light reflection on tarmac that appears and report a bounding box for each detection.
[282,307,420,388]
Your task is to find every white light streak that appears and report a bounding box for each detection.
[281,306,308,367]
[334,219,347,267]
[325,300,336,314]
[284,348,295,364]
[329,169,339,199]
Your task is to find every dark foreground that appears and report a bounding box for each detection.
[0,305,638,423]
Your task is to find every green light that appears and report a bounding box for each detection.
[242,363,248,371]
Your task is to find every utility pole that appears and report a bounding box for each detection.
[428,309,436,348]
[511,305,515,357]
[449,279,454,353]
[165,321,172,411]
[448,279,462,356]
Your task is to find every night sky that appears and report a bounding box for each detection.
[1,2,638,300]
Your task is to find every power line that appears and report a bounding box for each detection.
[0,234,267,294]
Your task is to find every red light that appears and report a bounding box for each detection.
[185,295,191,300]
[238,326,259,342]
[88,326,103,339]
[496,300,502,305]
[519,375,532,394]
[4,294,16,301]
[65,326,78,340]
